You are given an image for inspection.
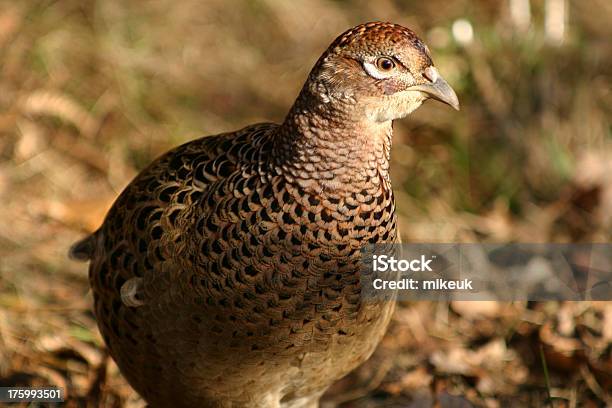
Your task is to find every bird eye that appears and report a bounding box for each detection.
[375,57,395,72]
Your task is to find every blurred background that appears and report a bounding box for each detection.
[0,0,610,406]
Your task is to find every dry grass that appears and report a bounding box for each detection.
[0,0,610,406]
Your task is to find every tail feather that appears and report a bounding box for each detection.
[69,234,96,261]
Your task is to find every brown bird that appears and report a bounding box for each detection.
[71,22,458,408]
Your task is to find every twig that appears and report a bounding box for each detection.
[539,345,553,407]
[580,364,610,405]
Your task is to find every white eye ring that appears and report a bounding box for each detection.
[363,61,395,80]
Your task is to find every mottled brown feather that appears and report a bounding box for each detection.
[74,22,454,408]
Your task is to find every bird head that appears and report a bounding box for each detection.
[308,22,459,122]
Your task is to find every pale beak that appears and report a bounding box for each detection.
[409,71,460,111]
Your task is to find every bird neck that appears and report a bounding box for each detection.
[273,88,393,195]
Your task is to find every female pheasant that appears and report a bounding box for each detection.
[71,22,458,407]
